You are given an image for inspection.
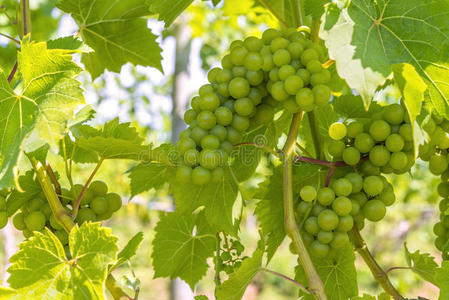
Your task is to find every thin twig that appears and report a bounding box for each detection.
[7,62,17,83]
[260,268,310,294]
[385,266,413,274]
[46,162,62,200]
[296,142,313,157]
[325,166,335,187]
[322,59,335,69]
[0,32,19,44]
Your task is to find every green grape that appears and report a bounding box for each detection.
[227,127,242,145]
[230,46,248,66]
[278,65,296,80]
[262,55,275,71]
[363,199,386,222]
[201,135,220,149]
[244,36,263,51]
[89,181,108,196]
[234,98,254,116]
[369,145,391,167]
[385,134,405,152]
[177,137,196,155]
[300,186,317,202]
[76,208,96,224]
[287,42,304,59]
[363,176,384,196]
[423,117,436,134]
[378,185,395,206]
[271,81,289,101]
[192,166,211,185]
[210,125,227,142]
[106,193,122,212]
[332,178,352,197]
[23,229,33,239]
[54,230,69,245]
[317,231,334,244]
[90,197,108,215]
[311,204,325,216]
[296,201,311,217]
[231,115,250,132]
[337,215,354,232]
[430,153,449,175]
[217,83,230,97]
[295,88,314,111]
[215,106,233,126]
[191,96,202,112]
[28,198,44,211]
[229,77,250,99]
[342,147,361,166]
[0,211,7,228]
[179,128,192,140]
[199,150,219,170]
[317,209,339,231]
[13,212,26,230]
[327,140,345,158]
[330,231,350,248]
[284,75,303,95]
[244,52,263,70]
[270,37,289,51]
[50,214,63,230]
[248,88,263,105]
[317,187,335,206]
[369,120,391,142]
[434,222,446,236]
[25,211,46,231]
[312,85,331,107]
[246,70,264,85]
[297,69,311,85]
[211,167,225,183]
[332,197,352,216]
[389,152,408,170]
[310,240,329,258]
[310,70,331,85]
[269,68,280,81]
[354,133,375,153]
[306,60,322,73]
[199,84,214,97]
[290,59,302,69]
[383,104,404,125]
[301,48,319,65]
[207,67,220,83]
[184,149,200,166]
[347,121,364,138]
[221,55,232,69]
[302,231,314,247]
[328,122,347,140]
[96,210,113,221]
[273,49,291,66]
[253,104,274,125]
[217,69,232,83]
[197,111,217,130]
[40,203,51,218]
[200,93,220,111]
[304,216,320,235]
[230,40,243,50]
[183,109,197,125]
[345,173,363,193]
[359,160,381,176]
[350,201,361,216]
[399,124,413,142]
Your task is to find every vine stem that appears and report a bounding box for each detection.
[282,112,327,300]
[46,163,62,199]
[289,0,301,28]
[0,32,19,44]
[385,266,413,274]
[310,20,320,43]
[72,158,104,218]
[214,232,221,286]
[260,268,309,294]
[349,228,404,300]
[307,111,324,159]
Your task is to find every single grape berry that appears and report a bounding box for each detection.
[363,199,386,222]
[13,212,26,230]
[345,173,363,193]
[90,197,108,215]
[192,166,211,185]
[0,211,7,229]
[89,181,108,196]
[332,196,352,216]
[328,123,347,140]
[342,147,361,165]
[363,176,384,196]
[332,178,352,197]
[304,216,320,235]
[229,77,250,99]
[354,133,375,153]
[310,240,330,258]
[347,121,364,138]
[76,208,97,224]
[317,187,335,206]
[197,111,217,130]
[25,211,46,231]
[300,186,317,202]
[317,209,339,231]
[106,193,122,212]
[327,140,345,158]
[369,120,391,142]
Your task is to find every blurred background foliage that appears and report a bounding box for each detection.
[0,0,440,299]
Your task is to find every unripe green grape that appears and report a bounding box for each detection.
[345,173,363,193]
[183,109,197,125]
[80,188,94,206]
[106,193,122,212]
[439,182,449,198]
[28,198,44,211]
[306,60,322,73]
[438,133,449,150]
[434,222,446,236]
[369,120,391,141]
[302,231,314,247]
[423,117,436,134]
[332,196,352,216]
[208,67,221,83]
[290,59,302,69]
[317,209,339,231]
[304,216,320,235]
[312,204,326,217]
[201,135,220,150]
[432,126,446,145]
[279,65,296,80]
[90,197,108,215]
[23,229,33,238]
[287,42,304,59]
[383,104,404,125]
[312,85,331,107]
[227,127,242,145]
[354,133,375,153]
[391,124,400,134]
[199,84,214,98]
[191,96,202,112]
[369,145,391,167]
[295,88,314,111]
[244,52,263,70]
[13,212,26,230]
[317,231,334,244]
[399,124,413,142]
[350,200,361,216]
[0,211,7,228]
[300,186,317,202]
[176,165,192,183]
[89,181,108,196]
[346,121,363,138]
[440,198,449,212]
[262,55,274,71]
[301,48,319,65]
[217,83,230,98]
[210,125,227,142]
[231,115,250,132]
[215,106,233,126]
[296,201,311,217]
[177,137,196,155]
[360,160,381,176]
[230,46,248,66]
[385,134,405,152]
[310,70,331,85]
[178,128,192,140]
[40,203,51,218]
[310,240,329,258]
[230,40,244,50]
[229,77,250,99]
[297,69,311,85]
[330,231,350,248]
[363,199,386,222]
[327,140,345,158]
[337,215,354,232]
[284,75,303,95]
[273,49,291,66]
[216,68,232,83]
[253,104,274,125]
[270,37,289,51]
[248,88,263,105]
[197,111,217,130]
[199,150,219,170]
[246,70,264,86]
[271,81,289,101]
[244,36,263,52]
[200,93,220,111]
[269,68,279,81]
[184,149,199,166]
[211,167,225,183]
[191,126,208,144]
[54,230,68,245]
[332,178,352,197]
[25,211,46,231]
[389,152,408,170]
[342,147,360,165]
[50,213,63,230]
[363,176,384,196]
[76,208,96,224]
[328,122,347,140]
[317,187,335,206]
[234,98,255,116]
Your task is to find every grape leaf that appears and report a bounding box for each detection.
[129,163,174,197]
[58,0,162,79]
[215,248,263,300]
[321,0,449,114]
[25,143,50,166]
[110,232,144,271]
[392,63,427,157]
[257,0,296,27]
[296,246,358,300]
[6,171,41,216]
[152,212,216,289]
[68,105,96,129]
[7,222,118,299]
[332,95,382,120]
[170,166,239,235]
[195,296,209,300]
[304,0,329,20]
[148,0,193,27]
[47,36,84,50]
[436,261,449,300]
[0,38,84,187]
[404,244,438,285]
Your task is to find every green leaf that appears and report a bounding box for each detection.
[195,296,209,300]
[258,0,296,27]
[170,166,239,235]
[68,105,96,129]
[58,0,162,79]
[215,248,263,300]
[404,244,438,285]
[304,0,329,20]
[437,261,449,300]
[392,63,427,157]
[0,38,84,187]
[129,163,174,197]
[296,246,358,300]
[25,144,50,166]
[47,36,85,51]
[110,232,144,271]
[152,212,216,289]
[0,287,17,299]
[7,222,118,299]
[148,0,193,27]
[59,135,99,164]
[332,95,382,120]
[321,0,449,113]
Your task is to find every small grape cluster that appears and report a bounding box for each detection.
[217,238,246,275]
[12,180,122,250]
[0,189,9,229]
[294,172,395,258]
[177,27,332,185]
[433,198,449,252]
[419,114,449,175]
[327,103,414,174]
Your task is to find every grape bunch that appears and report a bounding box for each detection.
[177,27,332,185]
[327,103,415,175]
[433,198,449,252]
[12,180,122,250]
[294,172,395,258]
[419,114,449,175]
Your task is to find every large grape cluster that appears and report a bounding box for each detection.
[294,172,395,258]
[177,27,331,185]
[327,103,415,175]
[12,180,122,252]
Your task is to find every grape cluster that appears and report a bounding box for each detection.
[327,103,414,175]
[177,27,332,185]
[217,239,246,275]
[294,172,395,258]
[0,189,8,229]
[12,180,122,250]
